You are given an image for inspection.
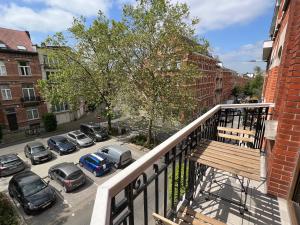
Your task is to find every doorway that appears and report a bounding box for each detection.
[6,112,18,131]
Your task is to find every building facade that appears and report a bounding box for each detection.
[0,28,47,131]
[262,0,300,201]
[36,46,85,125]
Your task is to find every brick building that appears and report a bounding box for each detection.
[0,28,47,131]
[262,0,300,201]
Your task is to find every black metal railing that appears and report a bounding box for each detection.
[90,103,273,225]
[20,96,41,102]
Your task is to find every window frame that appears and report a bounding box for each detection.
[0,85,12,100]
[0,61,7,76]
[22,85,36,99]
[18,61,32,76]
[26,107,39,120]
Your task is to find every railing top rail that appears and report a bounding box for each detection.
[90,103,275,225]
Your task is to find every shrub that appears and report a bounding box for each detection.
[42,113,57,132]
[0,193,19,225]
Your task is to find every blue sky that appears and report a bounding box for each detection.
[0,0,275,73]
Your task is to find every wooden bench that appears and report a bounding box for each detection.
[217,126,255,144]
[153,207,226,225]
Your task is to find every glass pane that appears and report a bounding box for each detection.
[32,109,38,119]
[27,110,33,120]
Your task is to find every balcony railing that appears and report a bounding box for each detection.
[90,103,274,225]
[20,96,41,106]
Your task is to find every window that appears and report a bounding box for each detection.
[26,107,39,120]
[52,102,69,112]
[0,61,6,76]
[0,85,12,100]
[17,45,26,51]
[18,61,31,76]
[46,71,55,80]
[22,84,35,99]
[0,42,6,49]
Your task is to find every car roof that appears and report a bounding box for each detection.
[88,153,105,162]
[81,122,104,128]
[27,141,44,148]
[0,154,20,163]
[13,171,40,185]
[69,130,84,136]
[50,135,67,142]
[51,162,80,175]
[104,145,131,154]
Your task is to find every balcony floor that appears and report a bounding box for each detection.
[187,161,291,225]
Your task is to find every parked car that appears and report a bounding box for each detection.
[80,122,109,142]
[67,130,94,148]
[8,171,56,215]
[24,142,52,165]
[0,154,25,177]
[48,162,85,192]
[47,136,77,155]
[97,145,132,168]
[79,153,112,177]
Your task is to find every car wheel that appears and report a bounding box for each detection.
[77,144,81,149]
[93,170,98,177]
[49,173,53,180]
[23,207,31,215]
[31,159,36,165]
[114,163,119,169]
[79,162,83,167]
[59,151,63,156]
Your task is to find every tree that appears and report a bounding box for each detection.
[42,113,57,132]
[38,14,126,130]
[232,86,242,99]
[243,66,264,98]
[119,0,208,145]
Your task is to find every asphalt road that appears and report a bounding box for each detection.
[0,134,148,225]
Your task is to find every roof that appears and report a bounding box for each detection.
[0,27,34,52]
[106,145,131,154]
[13,171,40,185]
[27,141,44,148]
[81,122,102,128]
[0,154,20,163]
[51,162,80,175]
[90,153,104,161]
[69,130,84,136]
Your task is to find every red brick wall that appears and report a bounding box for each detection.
[263,67,279,103]
[265,0,300,199]
[0,51,47,130]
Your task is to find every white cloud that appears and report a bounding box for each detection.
[216,41,266,73]
[0,3,74,32]
[172,0,273,32]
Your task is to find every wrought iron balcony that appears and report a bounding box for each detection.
[89,103,293,225]
[20,96,41,106]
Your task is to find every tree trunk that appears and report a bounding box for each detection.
[107,113,112,131]
[146,118,153,146]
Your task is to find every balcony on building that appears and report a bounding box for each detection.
[262,40,273,61]
[90,103,299,225]
[20,96,41,106]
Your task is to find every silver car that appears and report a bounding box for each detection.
[24,142,53,165]
[67,130,94,148]
[0,154,25,177]
[97,145,132,168]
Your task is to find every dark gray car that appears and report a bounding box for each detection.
[80,122,109,142]
[8,171,56,215]
[24,142,52,165]
[48,162,86,192]
[0,154,25,177]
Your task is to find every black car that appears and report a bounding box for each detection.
[48,162,86,193]
[8,171,56,215]
[80,122,109,142]
[47,136,77,155]
[24,142,52,165]
[0,154,25,177]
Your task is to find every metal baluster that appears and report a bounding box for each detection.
[142,173,148,225]
[171,147,176,210]
[164,153,169,217]
[125,183,134,225]
[153,164,159,214]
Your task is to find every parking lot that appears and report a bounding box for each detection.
[0,135,146,225]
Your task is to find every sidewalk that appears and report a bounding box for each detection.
[0,112,124,148]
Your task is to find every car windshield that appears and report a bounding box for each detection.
[58,139,69,145]
[31,146,46,154]
[3,159,20,167]
[22,179,47,197]
[77,134,87,140]
[68,170,83,180]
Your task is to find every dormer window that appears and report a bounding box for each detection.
[0,42,6,48]
[17,45,27,51]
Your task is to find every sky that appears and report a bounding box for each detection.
[0,0,275,73]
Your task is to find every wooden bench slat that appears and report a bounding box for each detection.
[217,127,255,135]
[197,143,260,158]
[199,140,260,155]
[153,213,178,225]
[191,150,260,169]
[189,156,260,181]
[177,213,208,225]
[218,133,252,142]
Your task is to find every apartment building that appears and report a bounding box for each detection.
[0,28,47,131]
[36,45,85,125]
[262,0,300,202]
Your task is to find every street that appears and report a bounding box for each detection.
[0,134,147,225]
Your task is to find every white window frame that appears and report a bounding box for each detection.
[0,85,12,100]
[26,107,39,120]
[52,102,69,112]
[18,61,31,76]
[22,86,36,99]
[0,61,7,76]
